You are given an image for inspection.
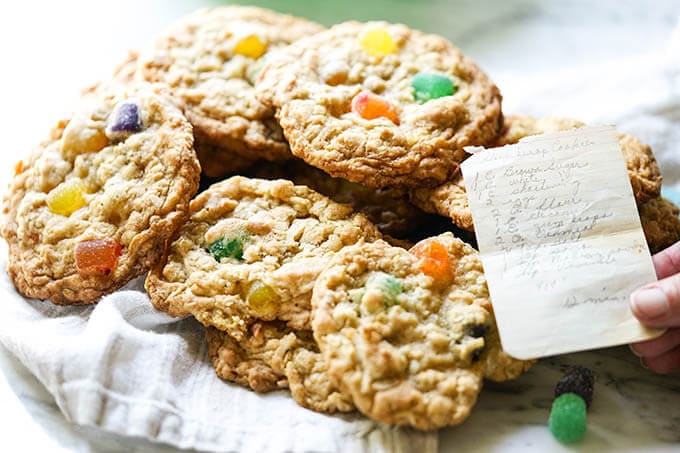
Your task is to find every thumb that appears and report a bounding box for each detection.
[630,273,680,328]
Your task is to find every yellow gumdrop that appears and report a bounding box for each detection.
[246,280,279,318]
[47,179,86,216]
[233,35,267,59]
[360,29,397,57]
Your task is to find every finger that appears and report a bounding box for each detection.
[630,328,680,358]
[652,240,680,280]
[641,345,680,374]
[630,273,680,328]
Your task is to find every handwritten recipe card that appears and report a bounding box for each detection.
[462,126,663,359]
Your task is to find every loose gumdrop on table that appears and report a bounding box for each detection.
[47,179,87,216]
[359,28,397,57]
[233,35,267,59]
[409,238,454,285]
[548,393,587,444]
[351,91,399,124]
[411,73,456,103]
[555,366,595,408]
[75,238,122,277]
[246,280,279,318]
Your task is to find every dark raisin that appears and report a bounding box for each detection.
[466,324,488,338]
[471,345,485,362]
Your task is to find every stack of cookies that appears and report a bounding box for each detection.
[2,6,679,431]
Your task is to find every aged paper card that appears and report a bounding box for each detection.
[462,126,663,359]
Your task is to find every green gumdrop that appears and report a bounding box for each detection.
[208,235,245,261]
[366,272,402,306]
[548,393,587,444]
[411,73,456,103]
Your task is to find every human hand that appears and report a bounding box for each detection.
[629,240,680,374]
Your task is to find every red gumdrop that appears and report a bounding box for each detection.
[75,238,122,276]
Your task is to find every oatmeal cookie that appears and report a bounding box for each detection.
[312,233,494,430]
[409,176,473,231]
[256,21,502,189]
[206,322,354,413]
[411,114,663,231]
[195,140,254,179]
[206,324,287,393]
[145,176,382,340]
[248,159,426,238]
[639,196,680,254]
[2,83,199,304]
[137,6,323,161]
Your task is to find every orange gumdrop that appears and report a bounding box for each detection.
[351,91,399,124]
[75,238,122,276]
[14,160,24,175]
[409,239,454,284]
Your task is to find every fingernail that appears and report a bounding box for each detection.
[632,287,669,318]
[629,344,641,357]
[639,358,649,370]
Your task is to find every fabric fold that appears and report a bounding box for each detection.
[0,271,436,453]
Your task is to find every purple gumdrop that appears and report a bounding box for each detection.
[110,102,142,133]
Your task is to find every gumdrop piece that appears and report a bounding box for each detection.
[548,393,587,444]
[360,29,397,57]
[47,179,87,216]
[351,91,399,124]
[409,238,454,284]
[246,281,279,317]
[109,102,142,134]
[411,73,456,103]
[555,366,595,408]
[366,272,402,306]
[14,160,24,176]
[208,235,245,261]
[234,35,267,59]
[75,238,122,276]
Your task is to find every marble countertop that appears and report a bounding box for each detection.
[1,1,679,451]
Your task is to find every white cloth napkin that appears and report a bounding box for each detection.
[0,268,436,453]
